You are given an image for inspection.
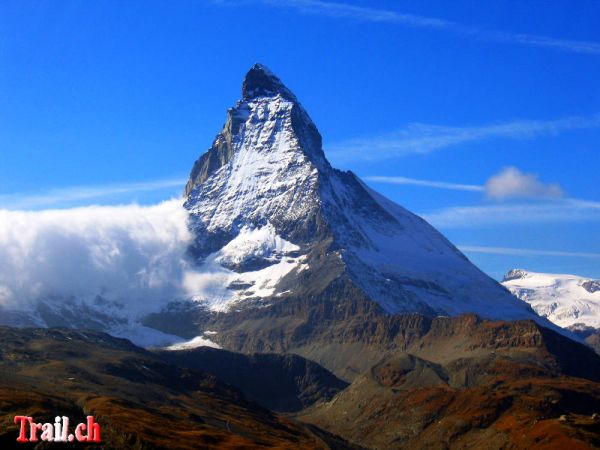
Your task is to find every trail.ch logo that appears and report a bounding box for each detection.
[14,416,101,443]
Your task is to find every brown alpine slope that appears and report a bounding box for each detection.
[298,315,600,449]
[158,346,348,413]
[150,279,436,382]
[0,327,356,450]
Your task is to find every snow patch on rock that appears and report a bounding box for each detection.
[183,223,307,311]
[164,334,222,351]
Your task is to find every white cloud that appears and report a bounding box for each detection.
[0,177,186,210]
[327,115,600,163]
[254,0,600,55]
[423,199,600,228]
[365,171,599,228]
[0,200,196,315]
[365,167,562,199]
[484,167,563,200]
[364,175,483,192]
[458,245,600,258]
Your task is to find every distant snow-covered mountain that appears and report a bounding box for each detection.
[502,269,600,328]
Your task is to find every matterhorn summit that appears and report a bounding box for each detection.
[182,64,537,321]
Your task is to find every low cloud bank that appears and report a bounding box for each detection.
[0,199,194,316]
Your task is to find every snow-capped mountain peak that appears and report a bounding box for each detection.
[184,72,326,241]
[182,64,544,325]
[242,63,298,102]
[502,269,600,328]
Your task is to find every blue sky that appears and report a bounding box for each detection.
[1,0,599,279]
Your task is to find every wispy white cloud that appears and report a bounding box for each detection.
[568,198,600,209]
[458,245,600,259]
[364,175,483,192]
[366,171,600,229]
[365,167,564,200]
[327,115,600,163]
[423,199,600,228]
[252,0,600,55]
[485,167,563,200]
[0,177,186,210]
